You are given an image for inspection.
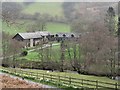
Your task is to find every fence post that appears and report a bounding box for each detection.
[29,72,31,77]
[115,83,118,90]
[50,75,52,81]
[37,73,38,79]
[96,80,98,90]
[69,77,71,85]
[58,75,60,86]
[59,75,60,82]
[43,74,45,82]
[21,70,23,76]
[14,68,16,74]
[82,79,83,88]
[30,72,31,77]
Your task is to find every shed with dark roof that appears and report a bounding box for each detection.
[55,32,80,42]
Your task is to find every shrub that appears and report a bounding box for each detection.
[21,50,28,56]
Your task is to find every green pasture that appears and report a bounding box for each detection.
[2,21,26,35]
[47,22,70,33]
[25,69,118,84]
[22,2,64,17]
[1,67,119,89]
[2,20,70,35]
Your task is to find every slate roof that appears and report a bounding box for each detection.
[55,33,81,37]
[13,31,81,40]
[35,31,52,36]
[56,33,65,37]
[14,31,51,40]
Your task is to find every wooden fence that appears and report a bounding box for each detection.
[1,67,120,90]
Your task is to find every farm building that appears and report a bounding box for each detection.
[13,31,80,47]
[55,33,80,42]
[13,31,53,48]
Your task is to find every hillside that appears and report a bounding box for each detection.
[2,21,70,35]
[47,22,70,33]
[22,2,64,18]
[2,2,70,35]
[2,21,26,35]
[3,2,117,35]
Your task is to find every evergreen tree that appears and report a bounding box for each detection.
[105,7,116,34]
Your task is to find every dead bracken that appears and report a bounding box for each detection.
[0,75,42,88]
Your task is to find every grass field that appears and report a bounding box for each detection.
[2,21,26,35]
[26,68,119,89]
[22,2,64,17]
[47,22,70,33]
[1,67,119,89]
[25,69,118,84]
[2,21,70,35]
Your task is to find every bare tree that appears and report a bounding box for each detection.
[2,32,24,67]
[60,40,66,72]
[2,2,22,26]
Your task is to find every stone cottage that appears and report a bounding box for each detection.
[13,31,52,48]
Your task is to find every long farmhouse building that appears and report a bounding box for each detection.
[13,31,80,48]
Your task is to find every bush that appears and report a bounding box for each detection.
[21,50,28,56]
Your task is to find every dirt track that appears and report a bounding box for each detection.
[0,74,42,88]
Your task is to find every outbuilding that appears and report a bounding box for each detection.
[13,31,51,47]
